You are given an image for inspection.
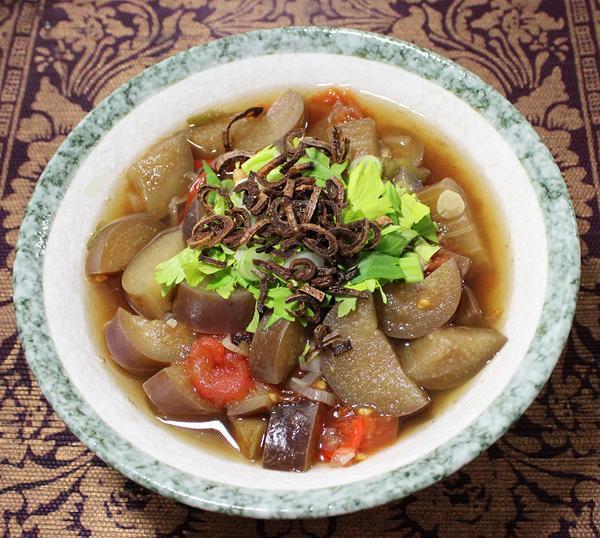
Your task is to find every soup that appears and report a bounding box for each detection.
[86,88,510,472]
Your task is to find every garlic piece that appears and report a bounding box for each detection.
[437,189,465,219]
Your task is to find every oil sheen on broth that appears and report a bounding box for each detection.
[86,88,511,464]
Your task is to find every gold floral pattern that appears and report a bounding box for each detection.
[1,0,598,535]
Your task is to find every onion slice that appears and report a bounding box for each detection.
[222,334,250,356]
[300,355,321,374]
[288,377,337,406]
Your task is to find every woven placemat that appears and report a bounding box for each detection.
[1,1,598,535]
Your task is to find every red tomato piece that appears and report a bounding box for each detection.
[359,415,399,452]
[186,336,253,407]
[319,412,365,462]
[307,88,365,126]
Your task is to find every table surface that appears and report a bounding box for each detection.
[1,1,598,536]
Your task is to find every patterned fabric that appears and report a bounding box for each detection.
[0,1,598,535]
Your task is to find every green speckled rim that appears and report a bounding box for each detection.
[14,27,579,518]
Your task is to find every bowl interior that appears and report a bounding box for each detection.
[43,52,546,491]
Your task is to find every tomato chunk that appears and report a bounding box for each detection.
[308,88,365,126]
[319,409,365,464]
[186,336,253,407]
[359,415,399,452]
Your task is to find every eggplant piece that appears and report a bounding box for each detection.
[122,229,186,319]
[398,326,507,390]
[226,382,276,417]
[186,115,229,159]
[380,128,425,166]
[126,133,194,219]
[104,308,196,376]
[234,90,305,152]
[86,214,166,276]
[249,317,308,384]
[375,258,462,340]
[172,282,255,334]
[434,248,471,279]
[337,118,379,162]
[143,363,220,419]
[229,417,267,460]
[262,400,322,472]
[393,166,423,194]
[181,195,205,239]
[418,178,485,263]
[454,285,485,327]
[322,297,429,417]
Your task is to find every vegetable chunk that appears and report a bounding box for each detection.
[122,229,186,319]
[229,417,267,460]
[86,214,165,275]
[263,400,322,472]
[143,363,220,419]
[337,117,379,162]
[375,258,462,339]
[249,316,308,384]
[397,326,507,390]
[173,283,255,334]
[127,133,194,219]
[321,297,429,417]
[104,308,195,376]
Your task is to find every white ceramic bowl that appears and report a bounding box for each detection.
[13,28,579,518]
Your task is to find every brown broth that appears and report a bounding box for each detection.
[86,88,511,465]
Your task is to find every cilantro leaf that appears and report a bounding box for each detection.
[155,247,203,296]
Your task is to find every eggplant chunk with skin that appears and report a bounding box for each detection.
[86,214,166,276]
[104,308,196,376]
[337,118,379,162]
[181,195,205,239]
[380,128,425,167]
[143,363,220,419]
[375,258,462,339]
[226,382,276,417]
[186,115,229,159]
[322,297,429,417]
[263,400,322,472]
[229,417,267,460]
[397,326,508,390]
[454,285,485,326]
[172,282,255,334]
[249,316,308,384]
[234,90,305,152]
[127,133,194,219]
[418,178,486,264]
[122,229,186,319]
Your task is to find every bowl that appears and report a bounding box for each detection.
[13,27,579,519]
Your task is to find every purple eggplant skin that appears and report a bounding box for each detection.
[262,400,322,472]
[86,214,166,276]
[143,363,220,419]
[121,229,186,320]
[397,326,508,390]
[172,282,255,334]
[104,308,195,377]
[322,296,429,417]
[375,258,462,339]
[249,317,308,384]
[181,195,206,239]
